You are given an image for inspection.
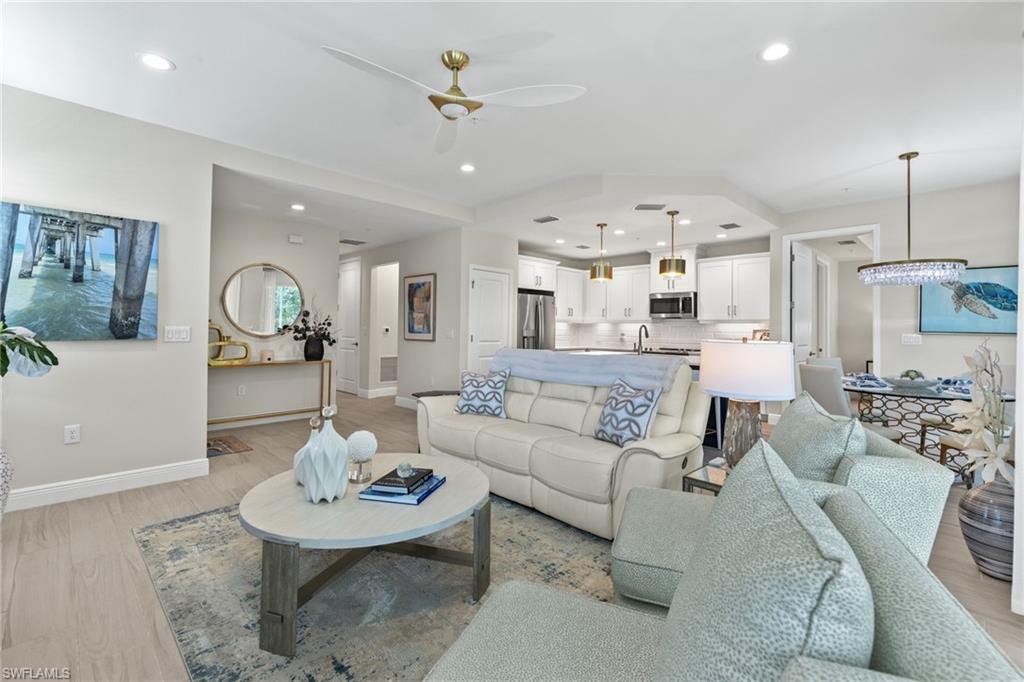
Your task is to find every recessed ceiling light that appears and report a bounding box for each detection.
[613,229,625,235]
[459,163,475,173]
[555,238,565,244]
[678,218,692,225]
[139,53,176,71]
[761,43,790,62]
[290,203,305,211]
[657,241,666,247]
[716,233,728,239]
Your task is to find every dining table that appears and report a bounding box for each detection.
[843,381,1015,480]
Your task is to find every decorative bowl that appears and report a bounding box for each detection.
[884,376,939,389]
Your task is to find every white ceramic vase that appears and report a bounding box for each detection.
[293,427,319,486]
[299,417,349,504]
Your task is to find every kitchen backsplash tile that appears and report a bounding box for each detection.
[556,319,769,350]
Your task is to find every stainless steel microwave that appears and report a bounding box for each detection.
[649,291,697,319]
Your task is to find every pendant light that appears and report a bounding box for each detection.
[659,210,686,278]
[858,152,966,286]
[590,223,613,281]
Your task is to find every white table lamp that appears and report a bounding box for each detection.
[700,339,796,467]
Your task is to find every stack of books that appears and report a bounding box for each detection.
[358,466,446,505]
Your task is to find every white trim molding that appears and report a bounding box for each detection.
[394,395,418,410]
[6,457,209,512]
[358,386,397,399]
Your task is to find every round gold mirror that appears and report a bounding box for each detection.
[221,263,304,338]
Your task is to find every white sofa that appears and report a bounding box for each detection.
[416,364,710,539]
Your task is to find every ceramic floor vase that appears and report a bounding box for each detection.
[304,337,325,362]
[958,480,1014,581]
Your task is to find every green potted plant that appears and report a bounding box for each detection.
[0,322,59,513]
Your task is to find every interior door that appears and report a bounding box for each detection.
[790,242,814,362]
[337,258,361,395]
[469,267,511,373]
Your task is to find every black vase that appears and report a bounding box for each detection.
[958,480,1014,581]
[304,337,324,362]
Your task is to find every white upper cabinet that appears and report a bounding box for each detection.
[697,253,770,322]
[585,278,608,321]
[555,267,585,322]
[519,256,558,292]
[606,265,650,322]
[649,247,697,294]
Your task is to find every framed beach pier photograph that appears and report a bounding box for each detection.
[0,201,159,340]
[919,265,1017,334]
[404,272,435,341]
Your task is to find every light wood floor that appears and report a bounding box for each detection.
[1,393,1021,679]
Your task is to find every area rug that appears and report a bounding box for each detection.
[134,496,615,681]
[205,435,253,458]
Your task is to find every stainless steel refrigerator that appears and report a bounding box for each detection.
[517,291,556,350]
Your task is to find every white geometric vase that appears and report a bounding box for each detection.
[293,419,321,486]
[299,407,349,504]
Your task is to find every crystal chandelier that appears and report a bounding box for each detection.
[858,152,966,286]
[659,210,686,278]
[590,223,613,281]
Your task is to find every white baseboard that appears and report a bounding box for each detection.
[6,457,210,512]
[358,386,397,400]
[394,395,417,410]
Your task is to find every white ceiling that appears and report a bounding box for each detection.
[3,2,1020,224]
[804,233,874,263]
[212,167,464,253]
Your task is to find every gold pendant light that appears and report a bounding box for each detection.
[659,209,686,278]
[857,152,966,286]
[590,223,613,281]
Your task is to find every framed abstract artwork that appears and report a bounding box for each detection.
[0,201,159,340]
[404,272,436,341]
[919,265,1017,335]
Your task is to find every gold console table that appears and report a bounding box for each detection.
[208,359,333,426]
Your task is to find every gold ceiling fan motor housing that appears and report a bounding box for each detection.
[428,50,484,120]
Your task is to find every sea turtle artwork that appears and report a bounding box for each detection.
[941,281,1018,319]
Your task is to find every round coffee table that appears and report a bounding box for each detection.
[239,452,490,657]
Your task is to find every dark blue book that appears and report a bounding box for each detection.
[359,475,446,505]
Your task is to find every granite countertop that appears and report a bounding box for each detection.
[554,347,700,367]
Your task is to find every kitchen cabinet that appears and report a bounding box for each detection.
[555,267,585,321]
[606,265,650,322]
[519,256,558,292]
[649,247,698,293]
[697,253,770,322]
[584,278,608,321]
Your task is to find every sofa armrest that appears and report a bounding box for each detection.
[833,454,953,561]
[679,382,712,441]
[863,428,917,460]
[622,432,703,465]
[416,395,459,454]
[783,657,911,681]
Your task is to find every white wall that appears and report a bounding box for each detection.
[0,86,466,495]
[368,261,399,391]
[207,208,341,425]
[837,260,873,373]
[772,179,1019,377]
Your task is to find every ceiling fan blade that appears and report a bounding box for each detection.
[434,120,458,154]
[321,46,443,95]
[474,84,586,107]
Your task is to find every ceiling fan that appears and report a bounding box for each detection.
[322,47,586,154]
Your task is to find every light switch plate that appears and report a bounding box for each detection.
[901,333,922,346]
[164,325,191,342]
[288,234,305,245]
[64,424,81,445]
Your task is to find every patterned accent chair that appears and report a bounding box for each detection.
[426,444,1021,681]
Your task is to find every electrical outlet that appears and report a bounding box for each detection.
[901,333,922,346]
[64,424,81,445]
[237,384,247,396]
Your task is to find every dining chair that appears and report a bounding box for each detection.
[807,356,845,373]
[798,363,903,443]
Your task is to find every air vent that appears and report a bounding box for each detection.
[339,238,367,246]
[575,244,591,250]
[837,239,858,246]
[633,203,667,211]
[533,215,560,224]
[379,355,398,383]
[719,223,742,230]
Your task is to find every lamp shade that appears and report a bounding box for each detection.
[699,340,796,401]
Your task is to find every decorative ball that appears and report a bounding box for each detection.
[347,430,378,463]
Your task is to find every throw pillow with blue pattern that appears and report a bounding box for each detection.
[595,378,663,446]
[455,369,510,418]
